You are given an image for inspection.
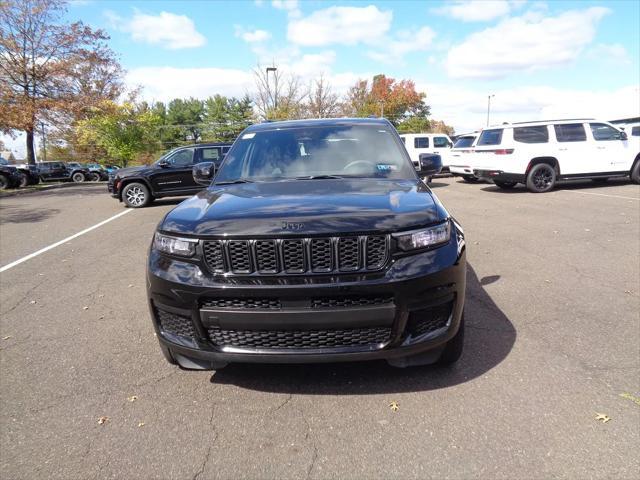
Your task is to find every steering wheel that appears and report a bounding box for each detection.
[343,160,375,172]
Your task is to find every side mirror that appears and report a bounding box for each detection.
[419,153,442,176]
[620,131,628,141]
[158,159,170,168]
[193,161,216,186]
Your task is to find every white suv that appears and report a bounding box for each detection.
[471,119,640,192]
[447,132,479,182]
[399,133,453,171]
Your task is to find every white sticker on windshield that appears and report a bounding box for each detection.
[242,133,256,139]
[377,164,397,171]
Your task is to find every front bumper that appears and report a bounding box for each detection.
[147,228,466,367]
[474,169,525,183]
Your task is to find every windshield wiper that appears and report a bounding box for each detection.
[214,178,254,185]
[294,174,344,180]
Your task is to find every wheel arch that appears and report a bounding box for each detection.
[526,157,560,176]
[118,177,154,200]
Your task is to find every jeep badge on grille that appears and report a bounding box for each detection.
[282,221,305,231]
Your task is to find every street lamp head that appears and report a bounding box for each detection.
[266,67,277,73]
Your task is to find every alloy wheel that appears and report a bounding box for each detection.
[125,186,146,207]
[533,167,553,191]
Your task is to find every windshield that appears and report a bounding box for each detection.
[215,124,416,183]
[453,136,475,148]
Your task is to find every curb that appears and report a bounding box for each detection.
[0,181,106,198]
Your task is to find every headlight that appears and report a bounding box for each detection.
[153,233,198,257]
[395,221,451,251]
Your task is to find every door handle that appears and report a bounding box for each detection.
[597,146,606,149]
[558,148,567,151]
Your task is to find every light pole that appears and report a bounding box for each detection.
[486,94,495,126]
[266,67,277,113]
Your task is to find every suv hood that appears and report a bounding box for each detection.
[161,179,448,236]
[115,165,149,177]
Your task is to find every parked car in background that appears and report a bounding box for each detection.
[0,158,23,190]
[147,118,465,371]
[11,162,40,186]
[84,163,109,181]
[38,161,89,182]
[108,142,232,208]
[399,133,453,172]
[103,165,121,175]
[447,133,479,182]
[471,119,640,192]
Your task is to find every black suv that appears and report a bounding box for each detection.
[38,161,89,183]
[108,142,232,208]
[147,119,466,371]
[0,159,23,190]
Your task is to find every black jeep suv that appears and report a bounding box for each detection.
[147,119,466,370]
[108,142,232,208]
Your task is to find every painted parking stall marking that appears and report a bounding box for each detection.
[0,209,133,273]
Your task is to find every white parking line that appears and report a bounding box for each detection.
[0,209,133,273]
[558,189,640,201]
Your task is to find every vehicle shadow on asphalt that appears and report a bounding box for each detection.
[209,265,516,394]
[0,204,61,224]
[480,178,633,194]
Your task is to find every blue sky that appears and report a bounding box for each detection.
[4,0,640,156]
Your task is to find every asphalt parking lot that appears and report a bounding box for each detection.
[1,178,639,479]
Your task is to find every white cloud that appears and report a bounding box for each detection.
[367,26,436,64]
[287,5,393,47]
[433,0,525,22]
[271,0,301,18]
[235,27,271,43]
[107,10,206,50]
[446,6,610,79]
[419,83,640,133]
[127,67,254,102]
[588,43,631,65]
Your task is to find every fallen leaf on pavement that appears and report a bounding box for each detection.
[619,392,640,406]
[138,422,145,427]
[389,401,399,412]
[128,395,138,402]
[83,306,89,310]
[595,413,611,423]
[2,335,12,340]
[98,416,109,425]
[29,300,37,305]
[128,284,134,288]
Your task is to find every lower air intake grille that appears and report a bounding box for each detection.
[155,308,195,338]
[311,295,394,309]
[406,302,452,338]
[201,298,282,310]
[207,326,391,350]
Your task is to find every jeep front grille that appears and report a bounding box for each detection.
[202,235,389,275]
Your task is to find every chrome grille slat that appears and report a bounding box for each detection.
[202,235,389,275]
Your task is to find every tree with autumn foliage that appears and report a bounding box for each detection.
[342,74,430,127]
[0,0,123,163]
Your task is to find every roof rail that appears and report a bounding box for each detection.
[510,118,595,125]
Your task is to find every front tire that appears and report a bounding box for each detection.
[494,180,517,189]
[462,175,479,183]
[72,172,85,183]
[0,174,9,190]
[91,172,101,182]
[526,163,556,193]
[122,182,151,208]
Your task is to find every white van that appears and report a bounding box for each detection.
[447,132,479,182]
[471,119,640,192]
[399,133,453,171]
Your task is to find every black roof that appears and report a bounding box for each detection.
[246,117,391,132]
